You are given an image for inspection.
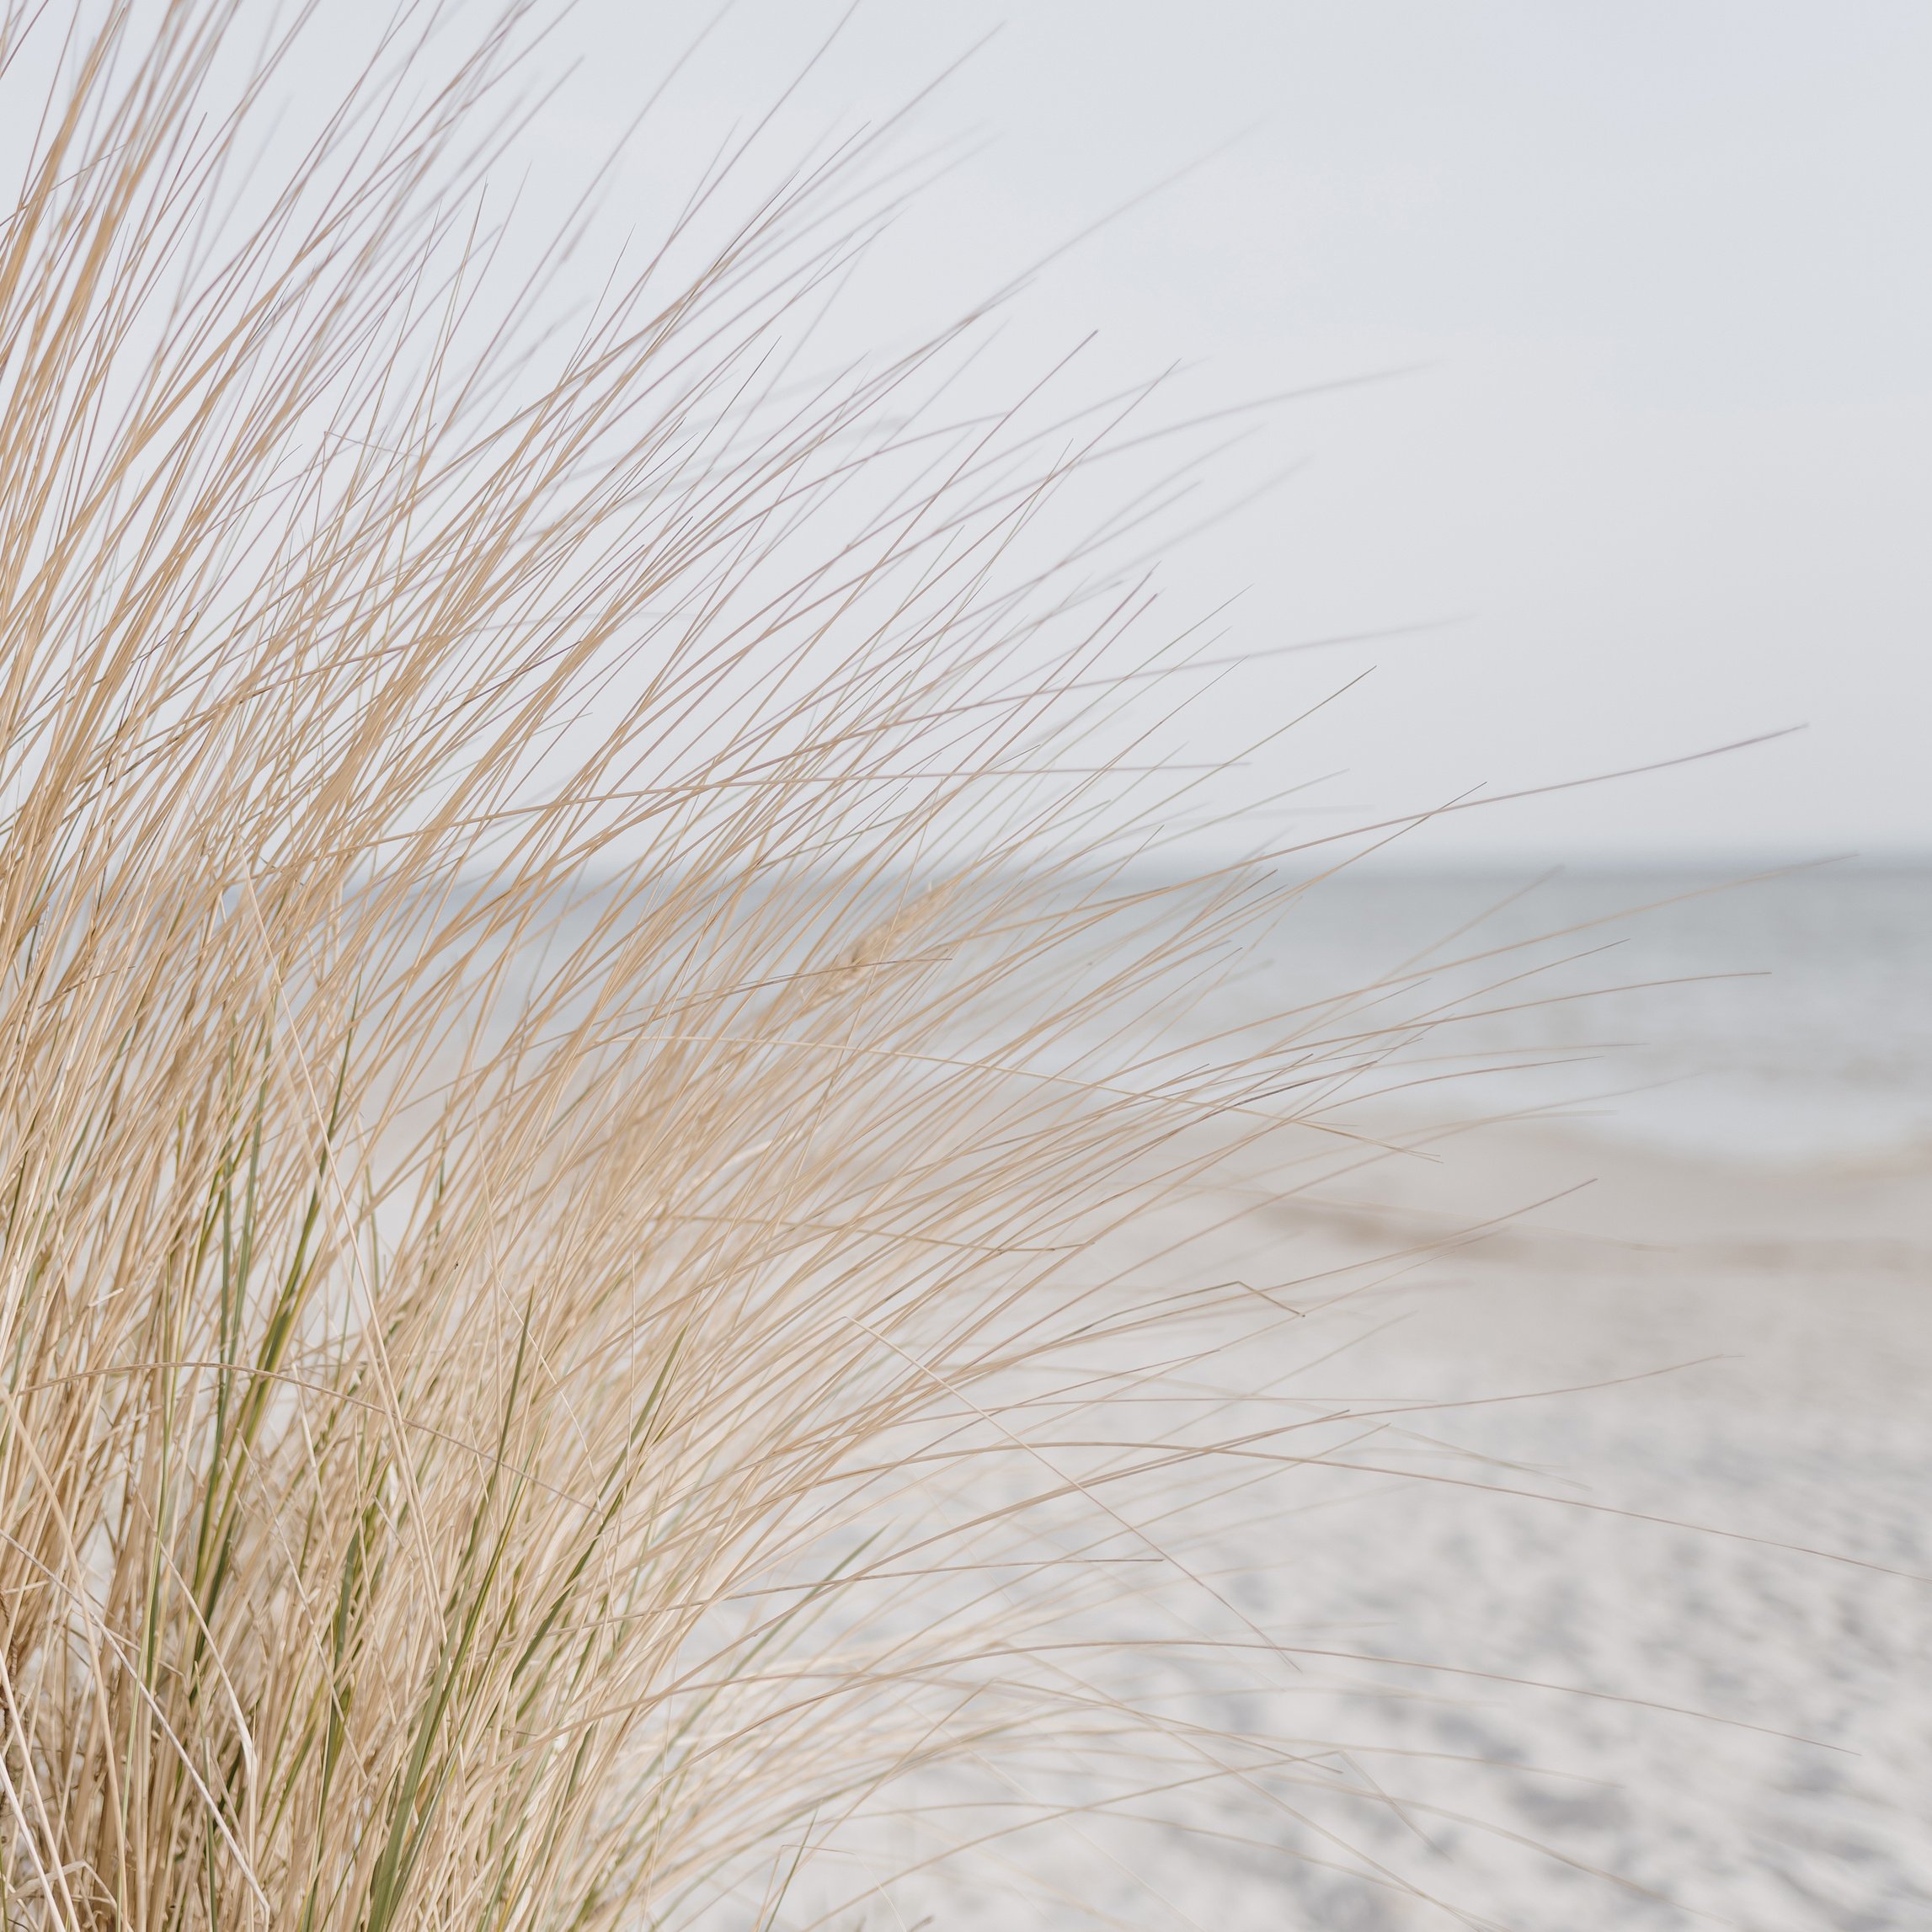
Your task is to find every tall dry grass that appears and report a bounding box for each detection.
[0,3,1293,1924]
[0,3,1605,1926]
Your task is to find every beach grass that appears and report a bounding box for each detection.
[0,4,1373,1924]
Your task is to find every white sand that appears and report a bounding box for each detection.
[904,1123,1931,1929]
[1229,1125,1931,1928]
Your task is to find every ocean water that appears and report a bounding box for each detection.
[1220,862,1932,1165]
[531,861,1929,1164]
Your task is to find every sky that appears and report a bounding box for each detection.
[526,3,1932,862]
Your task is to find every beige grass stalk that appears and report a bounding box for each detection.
[0,3,1466,1926]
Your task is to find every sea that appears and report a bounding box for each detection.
[1212,860,1932,1166]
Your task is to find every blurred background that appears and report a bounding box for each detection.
[305,6,1932,1920]
[515,13,1932,1921]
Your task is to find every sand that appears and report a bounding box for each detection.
[916,1123,1932,1929]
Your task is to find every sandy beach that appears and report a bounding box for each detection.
[996,1119,1932,1929]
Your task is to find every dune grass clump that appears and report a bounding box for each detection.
[0,3,1376,1925]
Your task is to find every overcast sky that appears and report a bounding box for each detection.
[531,0,1931,862]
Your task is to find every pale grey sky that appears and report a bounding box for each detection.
[536,2,1932,861]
